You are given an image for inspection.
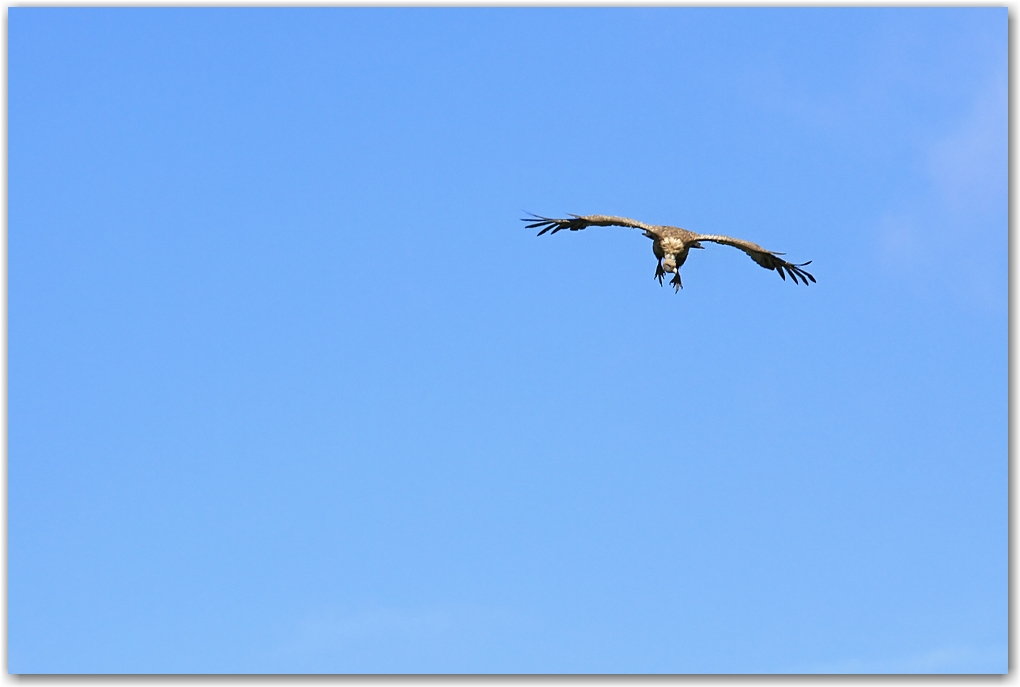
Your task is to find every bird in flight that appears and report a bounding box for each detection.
[523,213,815,292]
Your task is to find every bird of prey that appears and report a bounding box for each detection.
[523,213,815,292]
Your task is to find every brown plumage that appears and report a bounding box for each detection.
[523,213,815,292]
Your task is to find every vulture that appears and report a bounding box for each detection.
[524,213,815,292]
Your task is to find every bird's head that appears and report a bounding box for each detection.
[662,256,678,273]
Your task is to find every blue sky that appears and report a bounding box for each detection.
[9,8,1006,674]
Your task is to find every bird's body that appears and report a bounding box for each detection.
[524,213,815,292]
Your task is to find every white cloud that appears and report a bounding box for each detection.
[293,606,453,642]
[272,605,454,664]
[809,643,1006,674]
[927,78,1008,220]
[269,602,523,669]
[877,75,1007,308]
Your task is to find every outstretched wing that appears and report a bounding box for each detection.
[693,234,816,285]
[523,213,659,236]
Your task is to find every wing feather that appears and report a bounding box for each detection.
[523,213,659,236]
[693,233,815,286]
